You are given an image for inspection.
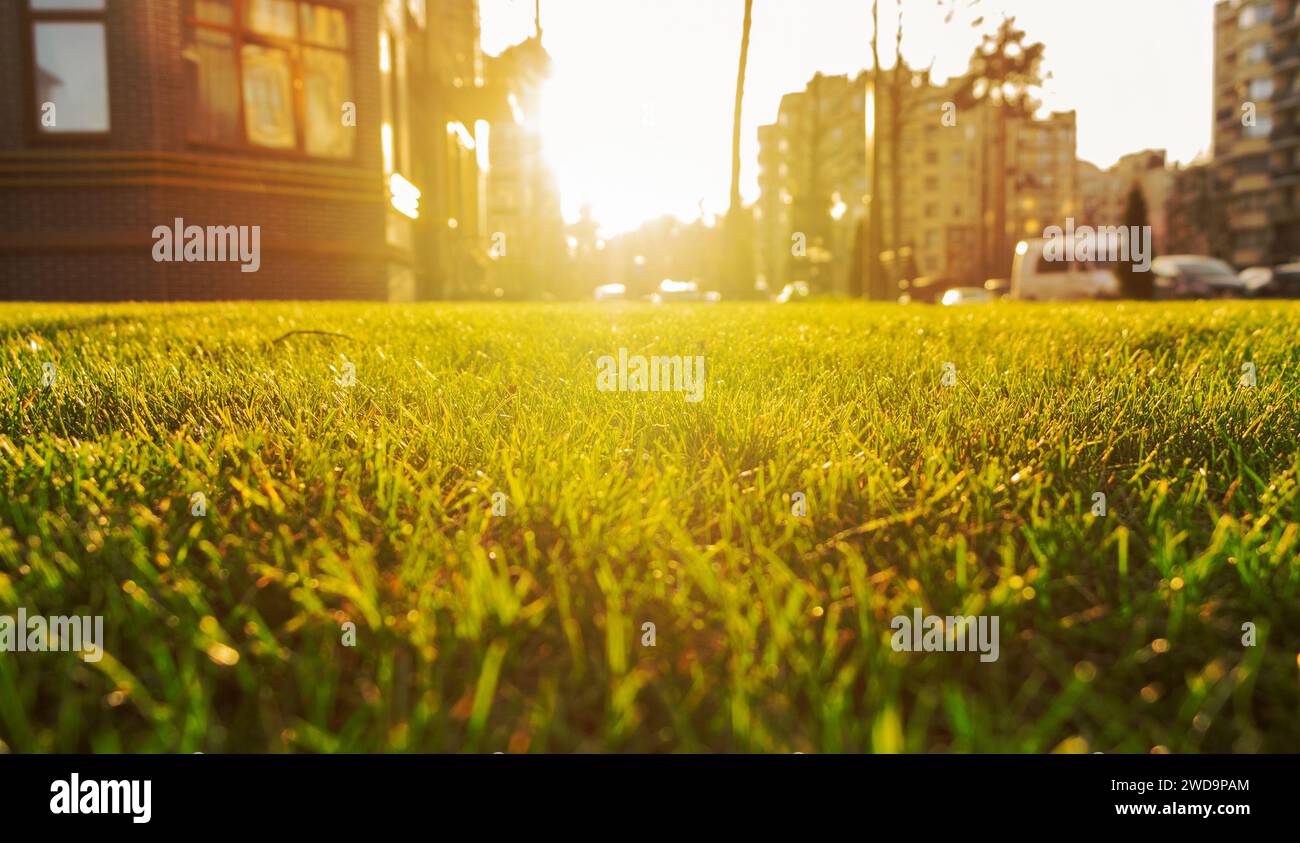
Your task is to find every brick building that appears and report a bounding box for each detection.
[0,0,488,300]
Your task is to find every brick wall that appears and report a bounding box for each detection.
[0,0,402,301]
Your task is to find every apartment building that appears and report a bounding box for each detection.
[1004,110,1079,259]
[1213,0,1278,265]
[875,78,981,286]
[1270,0,1300,259]
[758,69,1077,293]
[1078,149,1169,251]
[756,72,868,295]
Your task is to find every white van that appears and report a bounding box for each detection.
[1010,238,1119,300]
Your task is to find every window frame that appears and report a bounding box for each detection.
[182,0,359,162]
[22,0,114,145]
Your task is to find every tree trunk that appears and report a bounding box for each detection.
[729,0,752,215]
[993,105,1008,280]
[888,5,905,294]
[977,107,989,284]
[866,0,883,299]
[888,94,902,292]
[726,0,754,297]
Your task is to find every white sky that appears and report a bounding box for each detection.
[480,0,1216,234]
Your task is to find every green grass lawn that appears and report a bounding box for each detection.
[0,300,1297,753]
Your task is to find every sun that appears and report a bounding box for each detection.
[535,52,734,237]
[538,72,680,235]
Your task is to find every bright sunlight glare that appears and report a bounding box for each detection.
[482,0,1214,237]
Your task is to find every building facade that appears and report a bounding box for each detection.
[756,72,868,295]
[757,69,1078,294]
[1214,0,1280,266]
[872,76,980,287]
[0,0,488,300]
[1166,159,1232,256]
[1269,0,1300,260]
[1004,110,1079,262]
[480,31,567,299]
[1078,149,1171,251]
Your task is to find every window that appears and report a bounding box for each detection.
[1248,77,1275,100]
[1237,152,1270,174]
[1244,114,1274,139]
[183,0,354,158]
[379,27,405,172]
[1035,255,1071,274]
[1242,42,1270,65]
[27,0,111,136]
[1239,3,1273,29]
[1233,190,1270,215]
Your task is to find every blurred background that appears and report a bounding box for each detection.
[4,0,1299,303]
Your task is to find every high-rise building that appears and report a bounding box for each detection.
[883,75,1077,287]
[1269,0,1300,260]
[876,76,981,288]
[1004,110,1080,256]
[756,72,868,295]
[1213,0,1278,266]
[758,68,1078,294]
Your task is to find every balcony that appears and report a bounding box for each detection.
[1274,5,1300,35]
[1274,88,1300,111]
[1273,151,1300,175]
[1271,202,1300,224]
[1275,44,1300,70]
[1270,120,1300,142]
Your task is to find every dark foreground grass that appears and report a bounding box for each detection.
[0,300,1297,753]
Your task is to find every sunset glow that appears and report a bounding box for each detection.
[480,0,1215,235]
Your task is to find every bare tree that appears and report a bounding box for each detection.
[882,2,934,292]
[860,0,981,298]
[952,16,1044,281]
[865,0,884,299]
[876,0,981,282]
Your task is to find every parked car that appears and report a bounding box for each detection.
[1240,263,1300,297]
[898,275,960,304]
[645,279,720,303]
[1150,255,1246,299]
[774,281,810,303]
[940,286,994,306]
[593,282,627,301]
[983,278,1010,298]
[1010,239,1119,300]
[646,279,700,303]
